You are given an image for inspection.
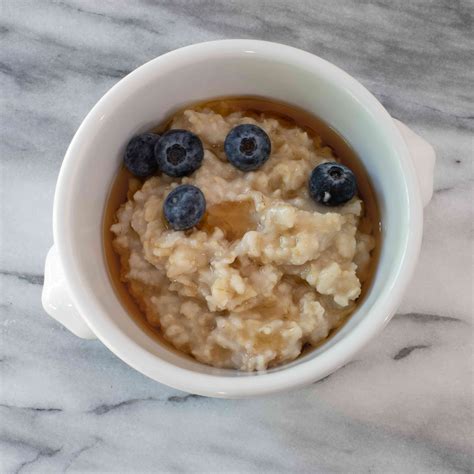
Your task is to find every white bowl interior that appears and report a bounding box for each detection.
[57,44,410,380]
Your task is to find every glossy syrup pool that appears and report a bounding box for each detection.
[103,97,382,355]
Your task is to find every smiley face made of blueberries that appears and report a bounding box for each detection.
[123,124,357,231]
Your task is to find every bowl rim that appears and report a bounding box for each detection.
[53,39,423,397]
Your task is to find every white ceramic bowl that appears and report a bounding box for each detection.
[42,40,435,398]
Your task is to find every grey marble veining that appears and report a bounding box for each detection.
[1,1,473,472]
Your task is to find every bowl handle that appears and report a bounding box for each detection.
[41,246,96,339]
[393,119,435,207]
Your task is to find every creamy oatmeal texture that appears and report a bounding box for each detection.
[111,107,375,371]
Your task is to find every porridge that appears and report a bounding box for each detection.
[106,98,379,371]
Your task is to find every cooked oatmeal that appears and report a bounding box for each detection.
[110,106,376,371]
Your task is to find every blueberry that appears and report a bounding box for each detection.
[308,162,357,206]
[124,133,160,177]
[155,129,204,177]
[224,124,271,171]
[163,184,206,231]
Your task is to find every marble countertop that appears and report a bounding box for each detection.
[1,1,473,472]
